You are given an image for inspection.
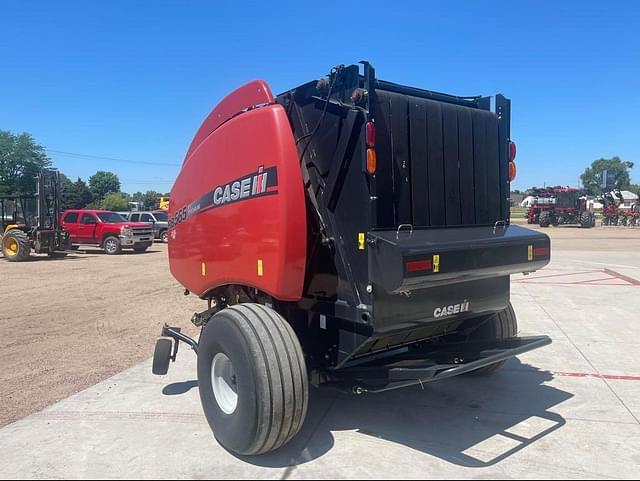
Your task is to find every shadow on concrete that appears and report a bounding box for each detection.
[236,359,572,469]
[162,380,198,396]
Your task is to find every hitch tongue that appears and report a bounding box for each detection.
[161,325,199,355]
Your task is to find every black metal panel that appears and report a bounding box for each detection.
[376,90,503,229]
[485,113,501,220]
[426,99,446,225]
[457,108,475,224]
[472,110,490,224]
[409,100,429,226]
[389,93,412,224]
[442,103,462,225]
[374,93,396,227]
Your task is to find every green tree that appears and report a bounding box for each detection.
[61,176,93,209]
[580,157,634,195]
[59,173,73,209]
[0,130,51,195]
[100,192,129,211]
[88,171,121,201]
[130,190,162,210]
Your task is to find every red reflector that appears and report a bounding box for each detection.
[366,121,376,148]
[406,259,433,273]
[534,247,550,257]
[509,141,517,162]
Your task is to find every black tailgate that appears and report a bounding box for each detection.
[368,224,550,294]
[374,90,507,229]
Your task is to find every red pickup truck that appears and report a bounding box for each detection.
[61,209,154,254]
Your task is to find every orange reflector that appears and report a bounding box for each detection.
[367,148,377,174]
[508,161,517,182]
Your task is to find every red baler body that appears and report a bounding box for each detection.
[168,81,307,301]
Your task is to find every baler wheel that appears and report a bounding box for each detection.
[152,338,173,375]
[466,303,518,376]
[197,303,308,455]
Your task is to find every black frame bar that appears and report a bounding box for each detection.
[337,335,552,394]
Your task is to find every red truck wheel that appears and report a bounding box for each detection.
[196,303,308,455]
[103,236,121,255]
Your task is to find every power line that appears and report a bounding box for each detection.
[47,149,181,167]
[62,174,174,184]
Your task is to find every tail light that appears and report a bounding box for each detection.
[508,140,517,182]
[367,148,377,175]
[366,121,376,148]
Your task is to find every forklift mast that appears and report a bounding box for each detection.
[36,169,63,231]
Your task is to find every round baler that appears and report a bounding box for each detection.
[155,62,552,455]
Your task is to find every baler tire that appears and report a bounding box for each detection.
[466,303,518,376]
[103,236,121,255]
[1,230,31,261]
[152,338,173,375]
[197,303,308,456]
[539,211,551,228]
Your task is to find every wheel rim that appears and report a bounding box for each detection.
[4,238,19,256]
[162,232,168,243]
[105,239,117,253]
[211,353,238,415]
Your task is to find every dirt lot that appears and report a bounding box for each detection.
[1,226,639,428]
[0,244,201,427]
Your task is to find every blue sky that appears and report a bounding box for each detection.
[1,0,638,193]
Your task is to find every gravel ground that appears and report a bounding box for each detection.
[0,244,201,427]
[1,226,639,427]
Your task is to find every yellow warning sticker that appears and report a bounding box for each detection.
[257,259,264,277]
[528,245,533,261]
[358,233,366,251]
[433,254,440,273]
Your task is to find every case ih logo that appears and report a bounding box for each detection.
[434,300,470,318]
[169,166,278,228]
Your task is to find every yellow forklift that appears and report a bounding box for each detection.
[0,169,70,261]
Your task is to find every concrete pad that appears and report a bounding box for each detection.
[606,381,640,421]
[1,250,639,479]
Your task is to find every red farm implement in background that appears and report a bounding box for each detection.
[525,187,556,225]
[601,190,640,226]
[529,187,595,228]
